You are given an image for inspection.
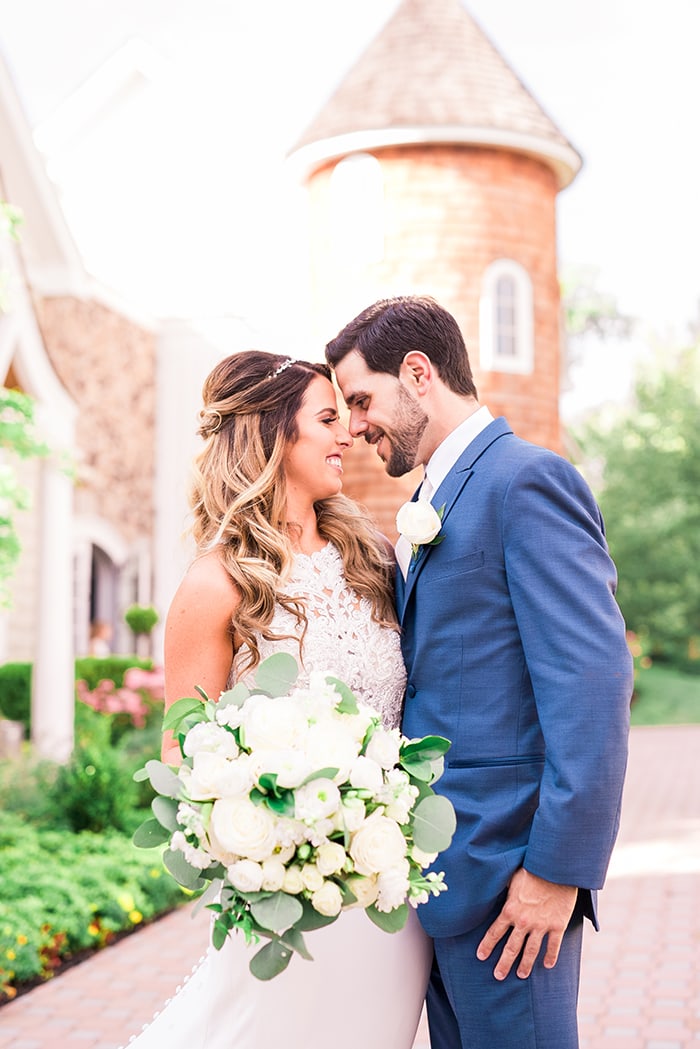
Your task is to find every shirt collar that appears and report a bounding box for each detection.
[424,406,494,494]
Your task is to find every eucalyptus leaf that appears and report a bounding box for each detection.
[365,902,408,933]
[253,652,299,697]
[212,916,231,951]
[400,735,451,761]
[295,898,339,932]
[193,878,224,915]
[278,925,313,961]
[162,696,204,732]
[152,795,180,831]
[325,676,359,714]
[145,759,183,799]
[132,817,170,848]
[249,938,294,980]
[163,847,207,891]
[411,794,457,853]
[218,682,250,708]
[250,891,303,933]
[299,767,340,786]
[132,765,150,782]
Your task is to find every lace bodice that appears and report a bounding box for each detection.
[235,543,406,729]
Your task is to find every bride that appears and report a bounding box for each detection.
[120,351,431,1049]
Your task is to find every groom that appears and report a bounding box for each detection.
[326,295,632,1049]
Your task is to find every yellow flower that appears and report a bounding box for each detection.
[117,892,135,912]
[149,868,161,878]
[128,910,143,924]
[16,935,28,946]
[5,950,15,961]
[87,923,100,936]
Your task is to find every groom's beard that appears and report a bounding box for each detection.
[381,386,429,478]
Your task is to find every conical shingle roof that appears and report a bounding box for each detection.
[289,0,581,188]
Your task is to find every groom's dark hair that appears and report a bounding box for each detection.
[325,295,478,398]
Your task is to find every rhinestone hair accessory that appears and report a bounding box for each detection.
[269,357,296,379]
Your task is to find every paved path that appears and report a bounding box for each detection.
[1,725,698,1049]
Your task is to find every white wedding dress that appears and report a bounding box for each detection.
[119,544,432,1049]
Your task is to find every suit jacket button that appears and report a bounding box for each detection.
[406,684,416,699]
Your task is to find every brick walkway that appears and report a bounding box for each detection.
[0,725,698,1049]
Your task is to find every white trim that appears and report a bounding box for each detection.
[287,125,582,190]
[479,258,534,376]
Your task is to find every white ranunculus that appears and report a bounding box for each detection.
[349,814,408,876]
[261,857,286,892]
[315,842,347,877]
[227,859,264,893]
[376,859,411,912]
[282,865,304,895]
[395,500,442,546]
[349,755,384,793]
[186,751,253,801]
[338,795,366,832]
[344,873,379,909]
[300,863,324,892]
[249,747,312,789]
[294,777,341,823]
[183,721,239,759]
[310,881,343,917]
[240,694,309,752]
[365,728,401,770]
[209,796,277,861]
[306,722,361,783]
[411,845,438,868]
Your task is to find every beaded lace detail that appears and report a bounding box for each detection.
[235,543,406,729]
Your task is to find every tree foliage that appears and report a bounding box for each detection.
[577,345,700,666]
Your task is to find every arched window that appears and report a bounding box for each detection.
[330,153,384,265]
[479,260,534,374]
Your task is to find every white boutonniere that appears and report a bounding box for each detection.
[396,500,445,562]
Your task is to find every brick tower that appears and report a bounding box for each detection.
[288,0,581,538]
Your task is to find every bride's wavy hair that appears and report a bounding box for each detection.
[190,350,397,671]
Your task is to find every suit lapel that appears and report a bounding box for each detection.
[399,417,512,621]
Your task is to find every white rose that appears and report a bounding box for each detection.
[186,751,253,800]
[282,865,304,894]
[306,723,361,783]
[261,857,286,892]
[310,881,343,917]
[183,721,239,759]
[395,499,442,545]
[365,728,401,770]
[349,814,408,876]
[349,756,384,793]
[344,874,379,909]
[300,863,325,892]
[240,694,309,752]
[376,859,411,912]
[227,859,264,893]
[209,796,277,861]
[315,842,347,877]
[294,778,341,823]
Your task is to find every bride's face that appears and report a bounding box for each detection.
[283,375,353,503]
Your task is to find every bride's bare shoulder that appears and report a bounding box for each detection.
[171,549,240,614]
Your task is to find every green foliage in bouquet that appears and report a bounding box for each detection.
[134,654,456,980]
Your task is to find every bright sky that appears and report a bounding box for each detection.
[1,0,699,401]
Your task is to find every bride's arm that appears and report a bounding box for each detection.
[161,552,240,765]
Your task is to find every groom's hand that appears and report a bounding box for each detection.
[476,868,578,980]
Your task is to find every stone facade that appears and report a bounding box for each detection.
[34,295,156,544]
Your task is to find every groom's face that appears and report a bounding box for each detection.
[334,350,428,477]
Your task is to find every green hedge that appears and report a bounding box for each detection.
[0,812,188,1000]
[0,656,154,735]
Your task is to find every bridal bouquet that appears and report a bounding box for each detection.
[133,653,455,980]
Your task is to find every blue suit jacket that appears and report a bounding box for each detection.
[398,417,632,938]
